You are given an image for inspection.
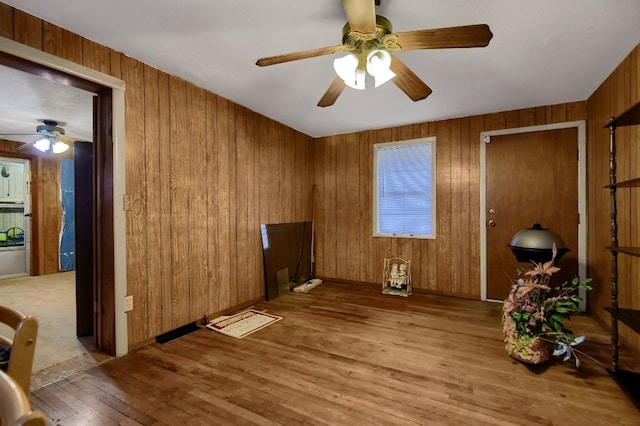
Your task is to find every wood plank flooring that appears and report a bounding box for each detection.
[30,282,639,425]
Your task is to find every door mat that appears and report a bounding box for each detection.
[206,309,282,339]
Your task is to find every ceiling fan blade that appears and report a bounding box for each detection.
[0,133,39,138]
[256,45,345,67]
[392,24,493,51]
[14,143,31,152]
[389,57,432,102]
[0,134,83,143]
[341,0,377,34]
[58,136,84,144]
[317,76,346,107]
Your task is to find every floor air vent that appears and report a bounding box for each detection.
[155,322,200,344]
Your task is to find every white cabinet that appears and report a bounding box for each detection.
[0,158,30,279]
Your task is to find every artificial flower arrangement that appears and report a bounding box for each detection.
[502,243,593,366]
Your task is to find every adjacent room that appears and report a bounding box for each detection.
[0,0,639,424]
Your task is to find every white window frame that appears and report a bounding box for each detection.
[373,137,437,239]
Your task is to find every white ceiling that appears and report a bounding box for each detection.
[1,0,640,139]
[0,64,94,143]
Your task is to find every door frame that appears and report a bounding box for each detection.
[480,121,587,309]
[0,37,128,355]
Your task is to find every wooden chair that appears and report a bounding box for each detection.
[0,306,38,395]
[0,370,47,426]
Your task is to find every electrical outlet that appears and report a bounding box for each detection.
[125,295,133,312]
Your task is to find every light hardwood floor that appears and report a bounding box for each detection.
[30,282,639,425]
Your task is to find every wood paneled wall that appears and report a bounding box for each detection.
[5,2,638,358]
[314,102,586,298]
[586,44,640,358]
[0,139,61,275]
[0,4,315,348]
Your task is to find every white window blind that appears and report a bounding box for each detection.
[373,137,436,239]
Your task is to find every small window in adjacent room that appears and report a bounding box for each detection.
[373,137,436,239]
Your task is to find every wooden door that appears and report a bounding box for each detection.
[486,128,578,300]
[94,88,117,355]
[75,142,94,337]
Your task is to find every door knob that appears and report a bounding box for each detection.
[489,219,496,227]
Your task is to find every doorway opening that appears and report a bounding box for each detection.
[0,38,128,360]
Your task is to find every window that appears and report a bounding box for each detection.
[373,137,436,239]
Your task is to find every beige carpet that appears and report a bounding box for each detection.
[0,271,110,389]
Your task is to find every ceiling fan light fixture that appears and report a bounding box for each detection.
[256,2,493,108]
[52,141,69,154]
[366,49,396,88]
[333,52,365,90]
[34,137,51,153]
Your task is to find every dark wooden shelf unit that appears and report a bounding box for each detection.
[605,307,640,335]
[607,369,640,409]
[608,104,640,127]
[606,246,640,257]
[603,177,640,189]
[604,100,640,410]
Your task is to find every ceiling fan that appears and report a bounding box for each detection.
[0,119,80,155]
[256,0,493,107]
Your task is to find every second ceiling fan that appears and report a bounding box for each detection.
[0,119,83,156]
[256,0,493,107]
